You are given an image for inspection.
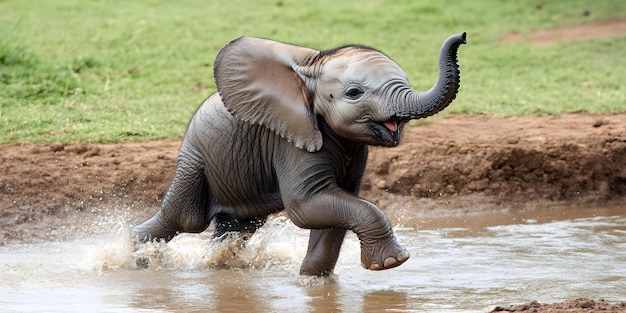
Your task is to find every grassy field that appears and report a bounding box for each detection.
[1,0,625,144]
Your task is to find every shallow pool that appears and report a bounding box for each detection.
[0,203,624,312]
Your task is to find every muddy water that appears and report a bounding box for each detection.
[0,203,624,313]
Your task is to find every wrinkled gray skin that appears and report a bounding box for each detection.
[132,32,466,276]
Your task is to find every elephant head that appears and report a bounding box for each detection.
[214,33,467,152]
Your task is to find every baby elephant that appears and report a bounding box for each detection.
[132,32,467,276]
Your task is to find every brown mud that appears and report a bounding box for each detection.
[1,113,624,245]
[492,298,626,313]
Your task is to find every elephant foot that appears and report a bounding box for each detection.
[360,239,410,271]
[299,266,333,277]
[130,211,178,243]
[299,255,337,276]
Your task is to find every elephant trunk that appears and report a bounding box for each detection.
[395,32,467,120]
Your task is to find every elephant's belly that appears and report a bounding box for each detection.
[210,188,284,218]
[204,146,284,218]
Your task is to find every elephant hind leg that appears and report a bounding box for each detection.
[212,214,268,240]
[131,149,211,242]
[131,210,179,242]
[299,228,347,276]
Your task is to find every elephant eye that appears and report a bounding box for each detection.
[345,87,364,100]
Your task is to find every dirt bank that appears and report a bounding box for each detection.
[1,113,624,244]
[361,113,626,209]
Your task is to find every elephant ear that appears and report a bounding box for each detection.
[214,36,322,152]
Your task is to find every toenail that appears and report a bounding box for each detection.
[397,250,410,262]
[370,263,382,270]
[383,257,397,267]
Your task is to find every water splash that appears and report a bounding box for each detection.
[90,214,311,272]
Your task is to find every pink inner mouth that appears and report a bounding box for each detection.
[383,120,398,132]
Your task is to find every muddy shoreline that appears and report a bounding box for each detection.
[1,113,625,243]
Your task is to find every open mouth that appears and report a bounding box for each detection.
[379,119,402,145]
[383,120,399,133]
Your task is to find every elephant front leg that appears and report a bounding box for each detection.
[357,229,410,271]
[300,228,346,276]
[287,193,410,272]
[351,208,410,271]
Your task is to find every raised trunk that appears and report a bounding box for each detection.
[396,32,467,120]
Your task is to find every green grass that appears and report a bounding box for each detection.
[1,0,625,144]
